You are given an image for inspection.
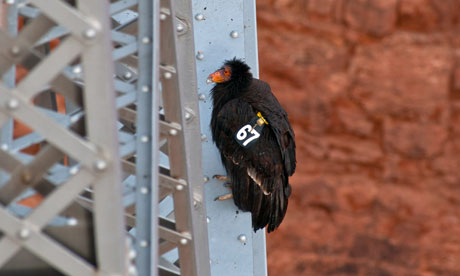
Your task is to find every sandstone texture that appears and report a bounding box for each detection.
[257,0,460,275]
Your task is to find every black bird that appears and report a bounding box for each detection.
[208,58,296,232]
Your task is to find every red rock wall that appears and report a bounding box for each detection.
[257,0,460,275]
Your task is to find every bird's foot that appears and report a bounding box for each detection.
[213,174,229,181]
[214,193,233,201]
[223,182,232,189]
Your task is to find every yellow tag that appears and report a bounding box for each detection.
[256,112,268,125]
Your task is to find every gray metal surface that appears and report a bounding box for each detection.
[192,0,268,275]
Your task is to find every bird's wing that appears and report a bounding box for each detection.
[211,97,290,195]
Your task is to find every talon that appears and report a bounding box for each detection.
[213,175,229,181]
[214,193,233,201]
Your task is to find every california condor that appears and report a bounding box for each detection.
[208,58,296,232]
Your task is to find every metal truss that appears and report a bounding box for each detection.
[0,0,266,275]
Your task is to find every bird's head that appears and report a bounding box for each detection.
[207,58,252,85]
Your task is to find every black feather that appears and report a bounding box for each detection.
[210,58,296,232]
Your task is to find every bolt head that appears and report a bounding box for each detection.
[176,24,185,32]
[0,144,8,151]
[185,112,192,121]
[141,36,150,44]
[139,240,148,247]
[128,265,137,276]
[94,160,107,171]
[160,13,167,21]
[196,51,204,60]
[83,29,97,39]
[176,184,184,191]
[123,71,133,80]
[140,187,149,194]
[128,249,136,260]
[195,13,204,21]
[141,85,149,92]
[198,94,206,101]
[179,238,188,245]
[140,135,149,143]
[206,216,210,223]
[72,66,82,74]
[18,228,30,240]
[6,99,19,110]
[67,217,78,226]
[5,0,15,4]
[169,129,178,136]
[203,176,209,182]
[230,31,239,38]
[69,166,79,175]
[201,134,207,141]
[164,72,172,79]
[237,234,247,243]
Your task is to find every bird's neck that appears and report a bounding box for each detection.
[211,78,251,109]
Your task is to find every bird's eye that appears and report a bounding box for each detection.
[224,68,231,77]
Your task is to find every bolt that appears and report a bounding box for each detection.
[18,228,30,240]
[67,217,78,226]
[230,31,239,38]
[169,129,178,136]
[139,240,148,247]
[203,176,209,183]
[123,71,133,80]
[237,234,247,243]
[176,24,185,32]
[5,0,15,4]
[141,36,150,44]
[83,29,97,40]
[176,184,184,191]
[21,171,32,183]
[206,216,210,223]
[164,72,172,79]
[69,166,79,175]
[195,13,204,21]
[140,187,149,195]
[185,112,192,121]
[196,51,204,60]
[9,46,20,56]
[128,265,137,276]
[179,238,188,245]
[128,249,136,260]
[0,144,8,151]
[94,160,107,171]
[141,85,149,92]
[140,135,149,143]
[201,134,207,141]
[6,99,19,110]
[72,66,82,74]
[160,13,167,21]
[198,94,206,101]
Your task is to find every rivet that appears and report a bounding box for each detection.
[179,238,188,245]
[196,51,204,60]
[21,171,32,183]
[195,13,204,21]
[18,228,30,240]
[0,144,8,151]
[164,72,172,79]
[160,13,167,21]
[6,99,19,110]
[5,0,15,5]
[83,28,97,40]
[141,85,149,92]
[128,265,137,276]
[206,216,210,223]
[185,112,192,121]
[230,31,239,38]
[203,176,209,183]
[198,94,206,101]
[140,135,149,143]
[128,249,136,260]
[194,200,198,207]
[141,36,150,44]
[175,184,184,191]
[69,166,79,175]
[169,129,178,136]
[237,234,247,243]
[139,240,148,247]
[72,66,82,74]
[67,217,78,226]
[94,160,107,171]
[176,24,185,32]
[123,71,133,80]
[201,134,207,141]
[140,187,149,195]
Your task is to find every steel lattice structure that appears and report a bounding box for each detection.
[0,0,266,275]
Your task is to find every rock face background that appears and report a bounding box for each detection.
[257,0,460,275]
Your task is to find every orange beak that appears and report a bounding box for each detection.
[207,69,226,84]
